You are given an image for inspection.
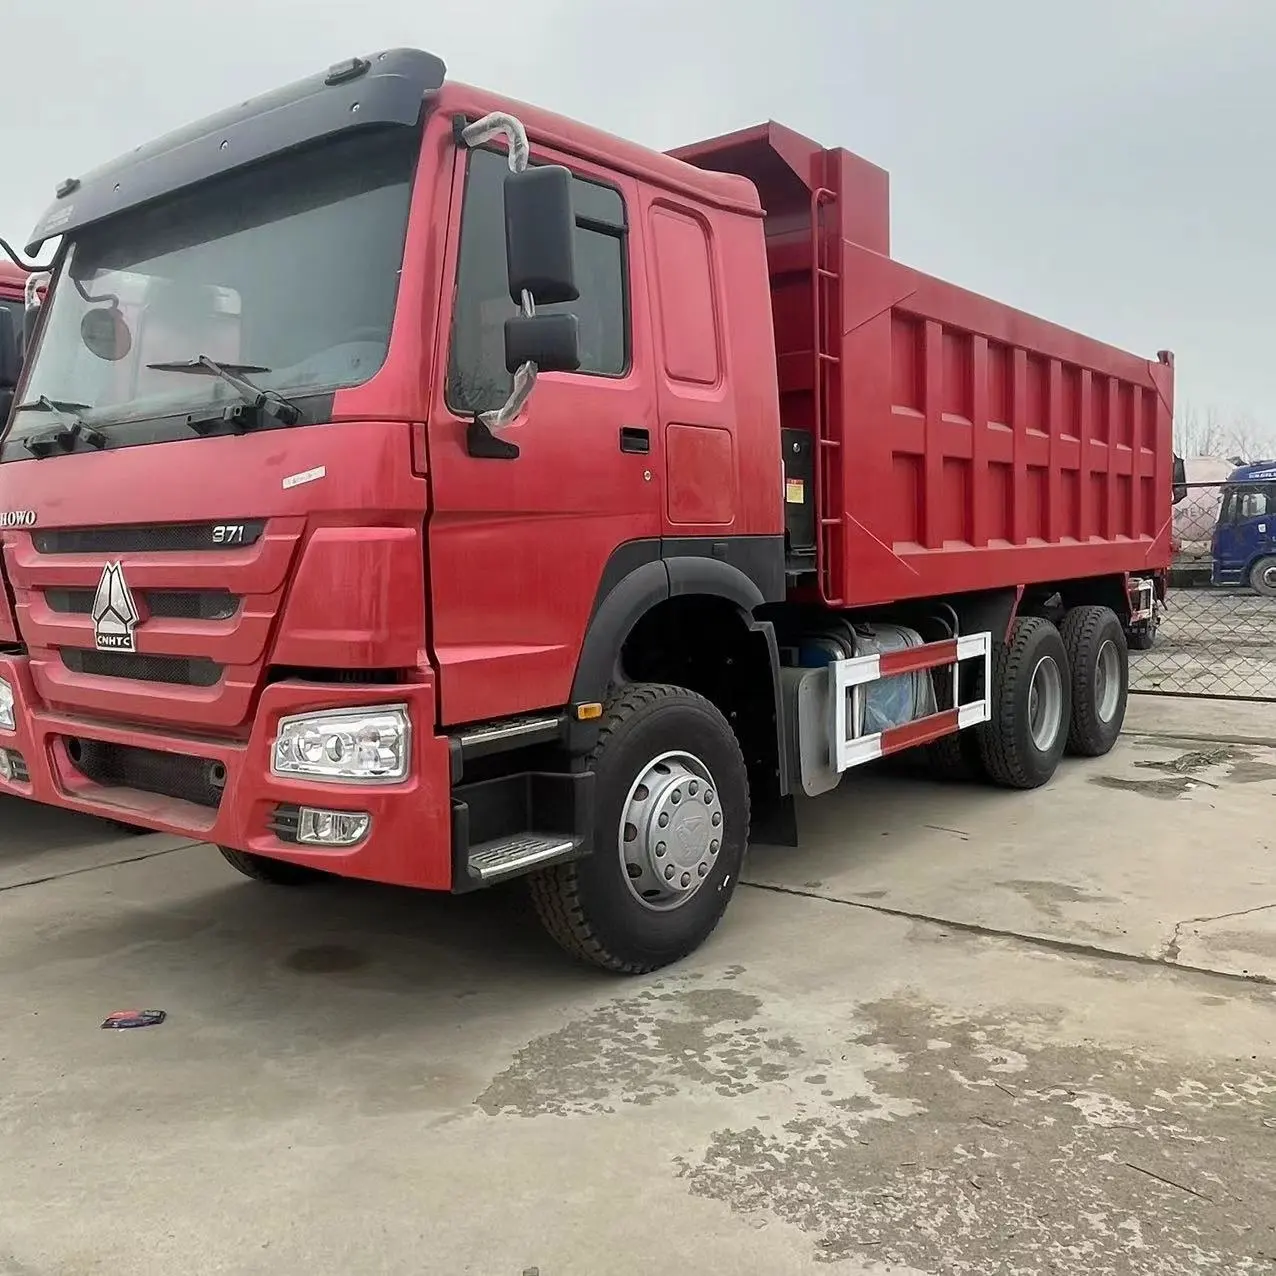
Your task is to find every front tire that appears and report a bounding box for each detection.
[1249,556,1276,598]
[528,684,750,974]
[218,846,325,886]
[977,616,1071,790]
[1061,605,1128,757]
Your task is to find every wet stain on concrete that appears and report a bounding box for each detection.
[475,981,804,1115]
[282,944,369,974]
[1091,745,1276,801]
[1089,773,1203,800]
[1225,758,1276,785]
[1138,747,1237,775]
[676,998,1276,1272]
[997,879,1117,923]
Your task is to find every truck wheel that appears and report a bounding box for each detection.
[1060,606,1128,757]
[528,683,750,974]
[218,846,324,886]
[977,616,1071,790]
[926,730,986,782]
[1126,618,1157,651]
[1249,556,1276,597]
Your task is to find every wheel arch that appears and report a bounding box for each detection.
[570,546,791,805]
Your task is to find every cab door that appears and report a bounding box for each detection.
[1212,484,1274,585]
[426,141,659,725]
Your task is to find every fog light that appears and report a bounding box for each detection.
[0,678,14,731]
[0,751,10,782]
[296,806,370,847]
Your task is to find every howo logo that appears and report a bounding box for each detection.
[0,511,37,528]
[92,562,140,653]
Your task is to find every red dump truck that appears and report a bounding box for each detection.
[0,50,1173,973]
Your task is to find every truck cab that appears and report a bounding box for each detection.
[1211,462,1276,596]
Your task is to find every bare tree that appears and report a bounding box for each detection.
[1174,403,1226,457]
[1175,403,1276,462]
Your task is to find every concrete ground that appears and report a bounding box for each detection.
[1,695,1275,1274]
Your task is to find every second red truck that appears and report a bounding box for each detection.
[0,49,1172,972]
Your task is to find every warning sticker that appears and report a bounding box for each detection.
[785,477,805,504]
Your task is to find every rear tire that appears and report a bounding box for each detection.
[1061,605,1128,757]
[528,683,750,974]
[218,846,325,886]
[926,730,986,782]
[976,616,1071,790]
[1249,556,1276,598]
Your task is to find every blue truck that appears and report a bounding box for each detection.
[1211,461,1276,596]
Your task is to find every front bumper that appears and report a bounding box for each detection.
[0,653,455,890]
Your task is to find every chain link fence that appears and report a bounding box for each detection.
[1129,478,1276,701]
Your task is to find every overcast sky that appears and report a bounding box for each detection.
[5,0,1274,447]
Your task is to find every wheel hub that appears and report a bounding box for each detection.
[1094,638,1121,723]
[1028,655,1064,751]
[619,751,723,911]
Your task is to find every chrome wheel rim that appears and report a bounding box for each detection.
[1094,639,1121,723]
[618,750,722,912]
[1027,655,1064,751]
[1263,563,1276,591]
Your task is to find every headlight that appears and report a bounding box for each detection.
[272,705,410,783]
[0,679,14,732]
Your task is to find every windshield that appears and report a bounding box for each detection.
[7,127,417,456]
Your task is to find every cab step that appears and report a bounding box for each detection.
[466,833,582,883]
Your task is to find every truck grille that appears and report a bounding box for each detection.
[45,588,240,621]
[61,650,223,687]
[66,738,225,809]
[33,521,265,554]
[5,512,302,731]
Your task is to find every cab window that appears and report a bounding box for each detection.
[447,147,629,416]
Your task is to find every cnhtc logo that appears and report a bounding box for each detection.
[91,562,140,653]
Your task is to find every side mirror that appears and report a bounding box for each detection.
[0,308,19,391]
[1171,455,1187,505]
[503,165,579,306]
[504,312,581,375]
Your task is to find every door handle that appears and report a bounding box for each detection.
[620,426,650,454]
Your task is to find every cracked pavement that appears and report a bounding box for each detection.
[0,697,1274,1273]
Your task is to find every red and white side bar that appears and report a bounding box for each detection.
[829,632,993,772]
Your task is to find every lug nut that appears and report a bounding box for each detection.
[710,840,719,854]
[681,872,691,887]
[688,780,699,796]
[658,813,669,828]
[664,866,675,881]
[711,812,721,827]
[655,842,666,857]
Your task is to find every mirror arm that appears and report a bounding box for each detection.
[457,112,540,453]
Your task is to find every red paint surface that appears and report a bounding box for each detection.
[673,121,1174,609]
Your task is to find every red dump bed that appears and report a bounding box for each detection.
[672,123,1174,610]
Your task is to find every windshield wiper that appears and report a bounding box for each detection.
[13,395,94,417]
[146,355,301,427]
[13,396,105,459]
